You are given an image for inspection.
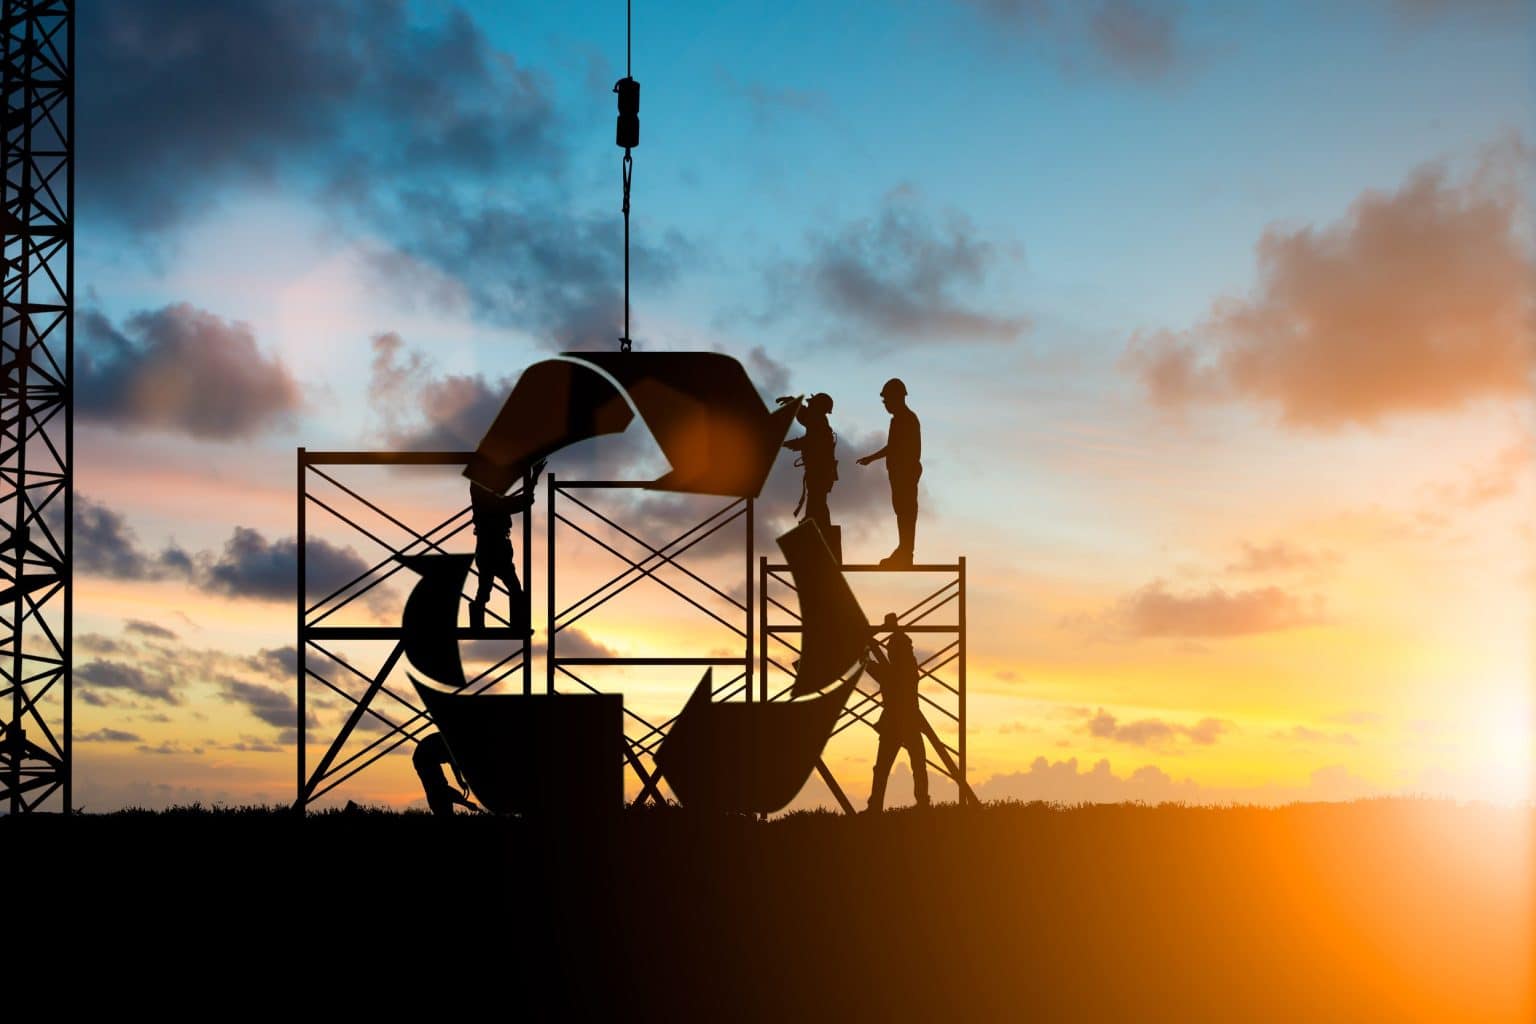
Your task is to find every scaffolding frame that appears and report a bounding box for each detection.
[544,474,754,806]
[294,450,534,810]
[293,452,971,815]
[760,557,971,812]
[1,0,70,814]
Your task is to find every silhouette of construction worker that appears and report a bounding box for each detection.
[469,458,545,631]
[865,613,929,812]
[857,378,921,568]
[413,732,474,816]
[782,392,839,556]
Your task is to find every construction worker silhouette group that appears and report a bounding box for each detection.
[783,376,922,569]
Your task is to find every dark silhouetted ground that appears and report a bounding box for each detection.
[6,799,1530,1020]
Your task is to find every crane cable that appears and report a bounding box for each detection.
[615,0,638,352]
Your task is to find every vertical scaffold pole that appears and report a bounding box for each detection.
[745,498,753,702]
[522,466,533,695]
[296,448,306,809]
[546,472,556,695]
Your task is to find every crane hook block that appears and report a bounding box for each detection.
[614,77,640,149]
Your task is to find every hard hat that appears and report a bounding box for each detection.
[808,392,834,415]
[880,378,907,399]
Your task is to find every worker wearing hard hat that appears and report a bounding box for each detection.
[782,392,840,559]
[856,378,922,569]
[468,458,545,632]
[864,612,930,812]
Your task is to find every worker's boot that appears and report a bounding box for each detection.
[895,512,916,567]
[468,599,487,631]
[867,771,887,814]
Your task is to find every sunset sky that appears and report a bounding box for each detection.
[65,0,1532,811]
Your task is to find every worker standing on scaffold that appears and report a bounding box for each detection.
[782,392,840,559]
[468,458,545,632]
[857,378,922,568]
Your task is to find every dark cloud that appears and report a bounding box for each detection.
[79,0,559,229]
[247,646,299,680]
[201,527,373,603]
[1112,580,1324,637]
[78,305,302,440]
[78,728,144,743]
[787,190,1029,347]
[361,192,690,347]
[214,736,285,754]
[1087,707,1231,747]
[77,659,180,705]
[136,741,206,756]
[217,677,300,730]
[72,495,191,581]
[78,633,130,655]
[1123,153,1535,428]
[124,619,179,641]
[73,493,373,605]
[79,3,687,346]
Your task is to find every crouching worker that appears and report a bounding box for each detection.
[864,612,930,812]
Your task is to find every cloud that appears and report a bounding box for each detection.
[777,189,1029,347]
[78,633,130,656]
[201,528,369,602]
[77,659,180,705]
[213,736,285,754]
[367,332,511,451]
[136,741,206,756]
[78,728,144,743]
[1225,541,1340,575]
[79,3,698,347]
[717,68,826,125]
[78,305,302,440]
[1124,151,1536,428]
[72,495,193,581]
[79,1,560,229]
[959,1,1190,82]
[72,494,373,605]
[359,191,690,347]
[1109,579,1324,637]
[1089,1,1181,81]
[1086,707,1232,747]
[1431,440,1535,508]
[975,755,1381,805]
[247,646,299,680]
[124,619,179,641]
[217,677,302,731]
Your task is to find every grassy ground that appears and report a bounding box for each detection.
[6,799,1530,1021]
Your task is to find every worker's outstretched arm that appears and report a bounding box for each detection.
[857,446,888,466]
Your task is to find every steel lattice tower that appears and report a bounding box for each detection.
[0,0,70,814]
